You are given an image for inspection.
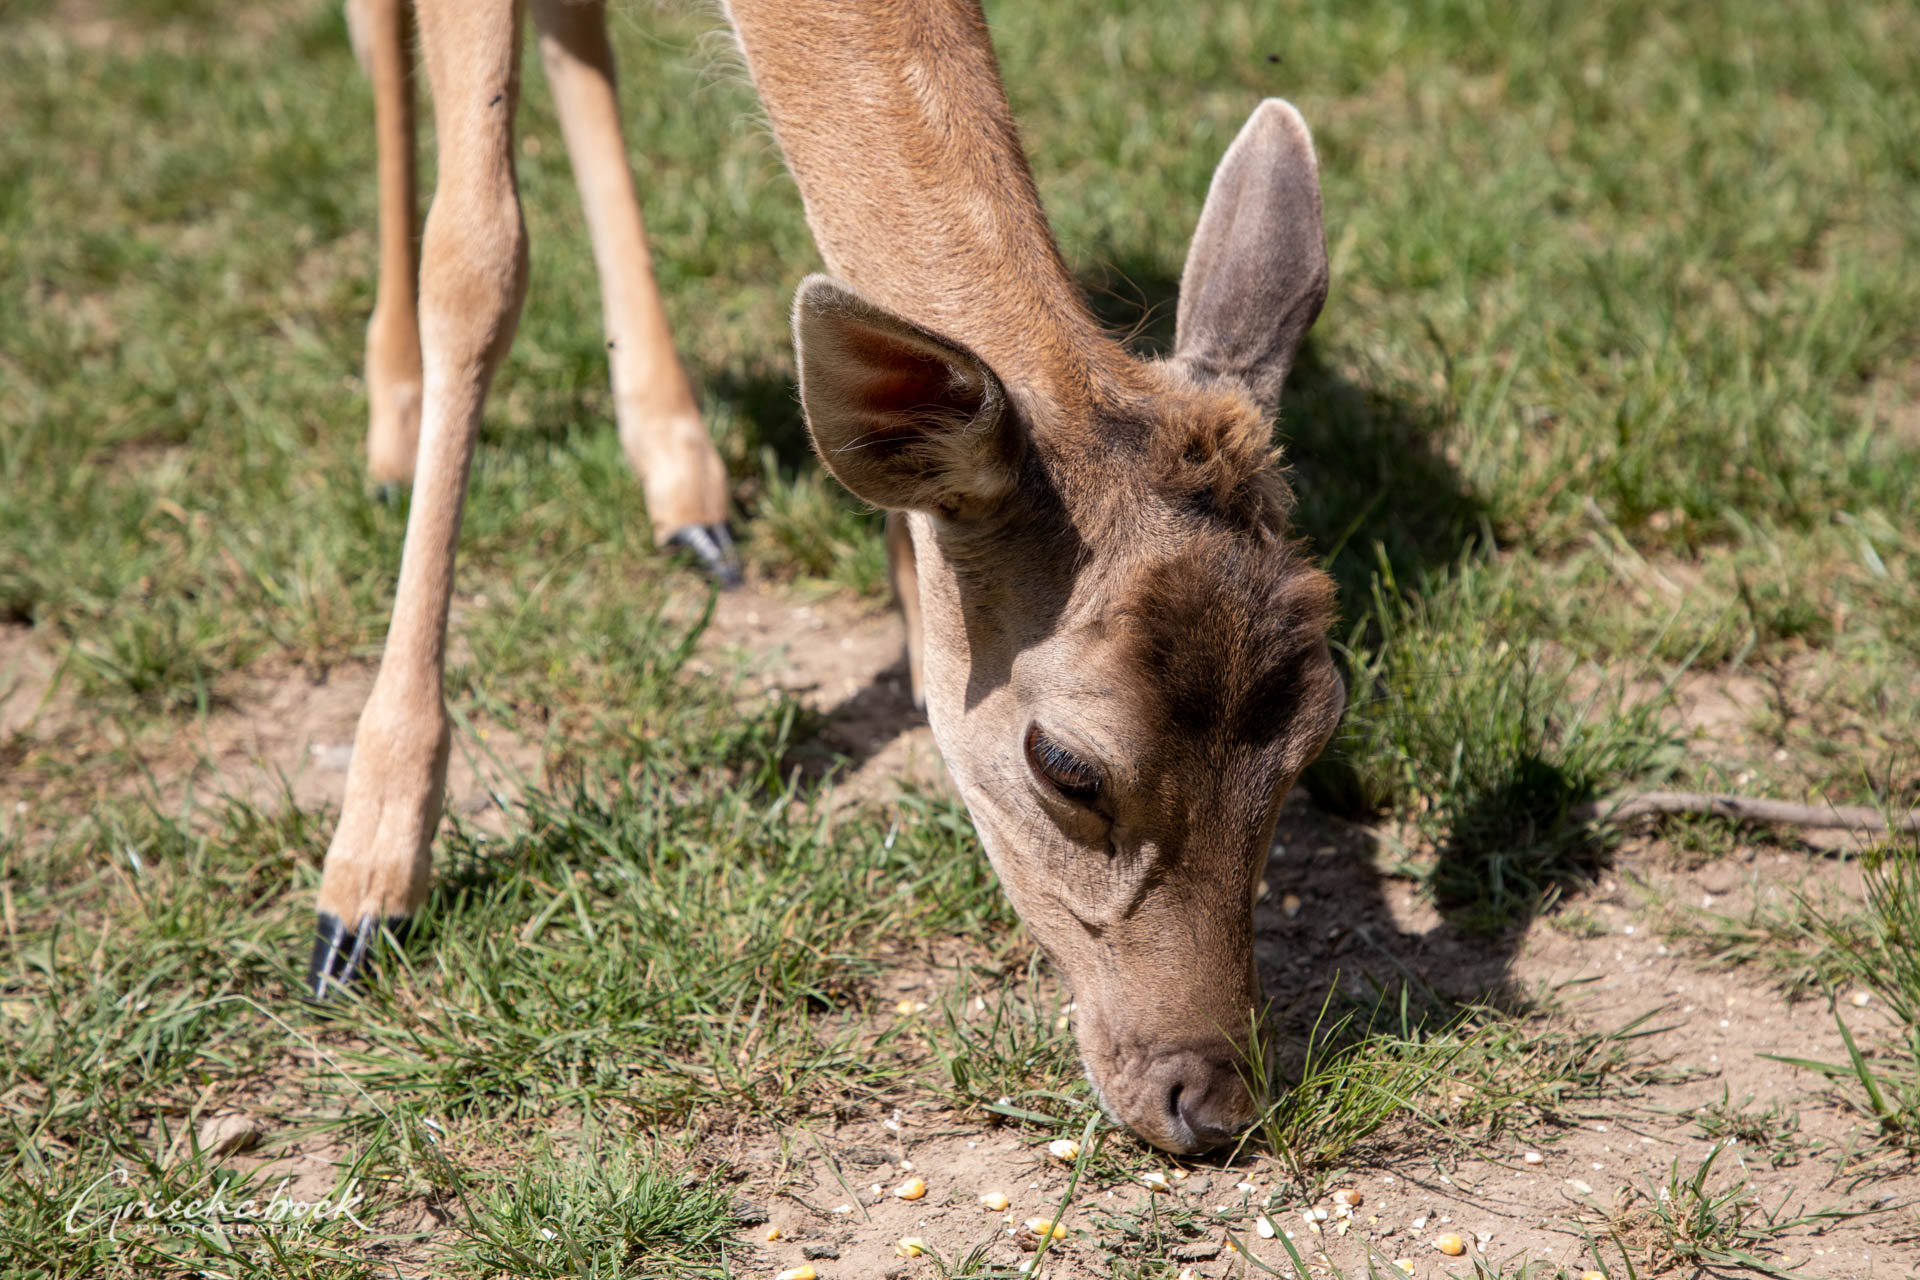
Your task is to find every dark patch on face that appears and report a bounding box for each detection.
[1117,534,1336,748]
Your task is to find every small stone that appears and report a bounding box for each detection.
[801,1245,840,1260]
[1255,1216,1276,1239]
[843,1145,897,1166]
[196,1113,262,1157]
[1523,1151,1544,1164]
[1169,1241,1221,1262]
[1281,893,1302,918]
[1567,1179,1594,1195]
[733,1199,770,1225]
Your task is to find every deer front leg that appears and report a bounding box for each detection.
[349,0,425,489]
[313,0,529,995]
[530,0,737,584]
[886,511,924,708]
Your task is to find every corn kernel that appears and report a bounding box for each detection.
[1139,1171,1169,1191]
[980,1190,1010,1210]
[1024,1217,1067,1240]
[776,1268,816,1280]
[895,999,929,1016]
[895,1237,928,1258]
[894,1176,927,1200]
[1331,1188,1363,1208]
[764,1225,782,1241]
[1046,1139,1079,1161]
[1435,1233,1466,1256]
[1255,1216,1276,1239]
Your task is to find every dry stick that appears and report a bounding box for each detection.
[1570,790,1920,834]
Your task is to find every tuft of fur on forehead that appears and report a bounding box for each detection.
[1139,376,1295,534]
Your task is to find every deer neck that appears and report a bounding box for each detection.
[728,0,1125,408]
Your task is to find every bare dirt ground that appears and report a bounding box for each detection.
[5,582,1916,1277]
[711,831,1920,1280]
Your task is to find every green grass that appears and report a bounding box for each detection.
[2,0,1919,1273]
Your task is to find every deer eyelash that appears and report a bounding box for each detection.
[1024,724,1103,804]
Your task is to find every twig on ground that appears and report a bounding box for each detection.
[1572,790,1920,834]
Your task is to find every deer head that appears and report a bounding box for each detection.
[793,101,1342,1154]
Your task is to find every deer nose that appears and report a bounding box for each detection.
[1150,1047,1259,1153]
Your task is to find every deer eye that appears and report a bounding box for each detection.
[1024,724,1103,806]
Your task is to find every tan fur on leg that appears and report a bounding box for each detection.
[316,0,529,983]
[530,0,729,543]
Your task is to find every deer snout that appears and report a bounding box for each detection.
[1136,1044,1260,1154]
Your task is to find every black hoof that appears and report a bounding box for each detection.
[665,523,743,589]
[308,912,409,999]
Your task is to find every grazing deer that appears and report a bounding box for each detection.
[316,0,1343,1155]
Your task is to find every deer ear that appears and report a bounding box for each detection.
[793,276,1022,516]
[1173,99,1329,414]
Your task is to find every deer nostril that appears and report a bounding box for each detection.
[1155,1050,1256,1153]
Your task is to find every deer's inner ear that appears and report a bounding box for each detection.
[793,275,1022,516]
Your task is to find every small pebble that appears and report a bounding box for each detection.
[1255,1216,1276,1239]
[1523,1151,1544,1164]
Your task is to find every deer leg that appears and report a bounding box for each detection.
[886,511,924,709]
[312,0,530,995]
[350,0,425,490]
[529,0,737,584]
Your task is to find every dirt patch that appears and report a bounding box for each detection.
[716,839,1920,1278]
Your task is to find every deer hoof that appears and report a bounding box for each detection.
[666,523,742,589]
[308,911,409,999]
